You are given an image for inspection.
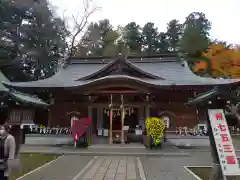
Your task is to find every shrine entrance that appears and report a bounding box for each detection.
[104,107,139,144]
[94,106,140,144]
[90,93,149,145]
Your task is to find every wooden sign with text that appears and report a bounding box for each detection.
[208,109,240,176]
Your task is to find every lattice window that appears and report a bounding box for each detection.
[7,110,34,125]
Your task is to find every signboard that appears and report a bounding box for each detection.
[162,116,170,128]
[208,109,240,176]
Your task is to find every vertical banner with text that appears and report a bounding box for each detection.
[208,109,240,176]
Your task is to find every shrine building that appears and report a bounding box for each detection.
[3,54,240,144]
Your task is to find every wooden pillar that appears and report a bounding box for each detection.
[97,107,100,129]
[47,108,51,127]
[138,107,144,127]
[121,107,125,144]
[48,98,54,127]
[88,106,92,118]
[97,107,103,129]
[145,105,150,118]
[109,94,113,144]
[109,108,113,144]
[120,95,125,144]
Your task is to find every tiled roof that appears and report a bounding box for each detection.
[9,91,48,106]
[0,70,10,92]
[0,70,48,106]
[2,57,240,88]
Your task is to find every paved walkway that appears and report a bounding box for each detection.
[18,156,142,180]
[20,135,224,180]
[18,155,93,180]
[141,151,212,180]
[18,152,212,180]
[80,156,140,180]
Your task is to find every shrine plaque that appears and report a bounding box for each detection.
[208,109,240,176]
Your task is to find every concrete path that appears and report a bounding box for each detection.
[21,135,240,179]
[141,151,212,180]
[18,155,93,180]
[18,153,210,180]
[18,156,142,180]
[20,143,190,157]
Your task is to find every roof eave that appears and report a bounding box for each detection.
[186,88,221,106]
[8,91,49,107]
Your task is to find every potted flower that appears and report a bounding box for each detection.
[145,117,165,148]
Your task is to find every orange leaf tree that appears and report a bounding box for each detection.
[194,44,240,78]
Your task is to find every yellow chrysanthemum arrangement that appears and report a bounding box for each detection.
[145,117,165,145]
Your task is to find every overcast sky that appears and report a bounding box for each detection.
[50,0,240,44]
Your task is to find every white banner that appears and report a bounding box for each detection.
[208,109,240,176]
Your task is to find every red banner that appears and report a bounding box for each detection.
[71,117,92,141]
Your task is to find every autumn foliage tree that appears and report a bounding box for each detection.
[194,44,240,78]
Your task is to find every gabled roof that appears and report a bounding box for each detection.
[79,57,161,80]
[0,70,48,107]
[2,56,240,89]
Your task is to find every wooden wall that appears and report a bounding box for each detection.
[48,102,198,128]
[48,90,200,128]
[49,102,88,127]
[151,102,198,129]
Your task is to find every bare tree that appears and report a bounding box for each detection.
[64,0,100,65]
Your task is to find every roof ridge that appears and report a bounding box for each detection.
[71,53,178,59]
[70,57,180,64]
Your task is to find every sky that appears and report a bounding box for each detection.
[50,0,240,45]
